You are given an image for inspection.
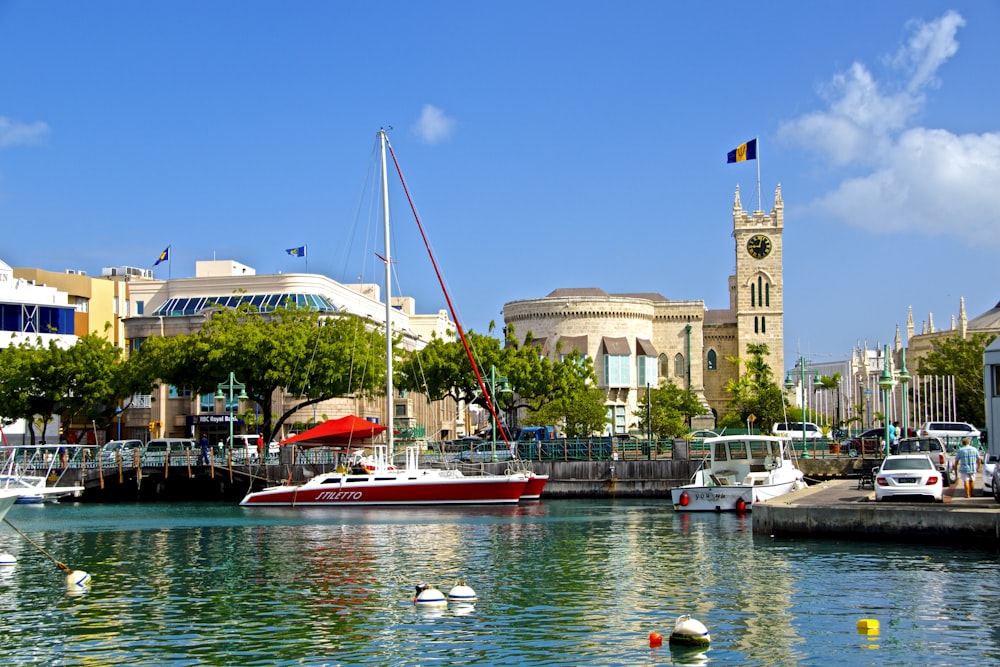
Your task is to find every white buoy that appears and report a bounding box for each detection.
[65,570,92,589]
[0,552,16,566]
[668,614,711,647]
[413,583,446,607]
[447,581,477,604]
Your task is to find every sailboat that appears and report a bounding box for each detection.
[240,130,534,507]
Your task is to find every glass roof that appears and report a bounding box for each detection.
[150,293,339,317]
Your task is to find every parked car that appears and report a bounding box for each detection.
[895,436,955,485]
[918,421,981,447]
[453,442,515,464]
[984,452,999,495]
[874,454,944,502]
[843,428,887,456]
[689,429,720,440]
[772,422,824,441]
[99,439,143,465]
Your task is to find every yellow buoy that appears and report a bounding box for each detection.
[856,618,880,633]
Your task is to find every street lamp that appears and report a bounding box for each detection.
[898,348,911,437]
[216,372,249,453]
[487,365,513,462]
[878,345,895,458]
[785,357,817,459]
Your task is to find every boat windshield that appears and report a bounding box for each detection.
[714,442,728,461]
[749,440,769,459]
[728,441,749,460]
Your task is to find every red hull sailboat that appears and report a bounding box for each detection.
[241,130,540,508]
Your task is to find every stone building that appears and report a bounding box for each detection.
[503,185,785,433]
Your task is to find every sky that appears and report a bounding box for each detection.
[1,1,998,371]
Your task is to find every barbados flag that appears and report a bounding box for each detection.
[727,138,757,163]
[154,246,170,266]
[286,246,306,258]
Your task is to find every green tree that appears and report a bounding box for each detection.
[815,372,843,430]
[721,343,785,431]
[132,304,385,442]
[526,385,609,438]
[917,332,997,427]
[635,379,704,438]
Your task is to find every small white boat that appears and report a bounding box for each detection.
[0,445,85,506]
[671,434,806,512]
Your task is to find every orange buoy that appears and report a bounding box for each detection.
[649,631,663,648]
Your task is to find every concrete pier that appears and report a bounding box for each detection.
[753,477,1000,546]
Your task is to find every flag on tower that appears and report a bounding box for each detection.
[286,246,306,258]
[727,138,757,163]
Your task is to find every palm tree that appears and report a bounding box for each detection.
[815,373,843,433]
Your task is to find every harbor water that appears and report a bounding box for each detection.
[1,498,999,666]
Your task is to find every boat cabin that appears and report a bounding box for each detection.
[703,437,790,487]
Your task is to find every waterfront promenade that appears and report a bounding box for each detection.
[753,473,1000,545]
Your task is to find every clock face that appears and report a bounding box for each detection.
[746,234,772,259]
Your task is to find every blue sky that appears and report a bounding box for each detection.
[1,2,998,370]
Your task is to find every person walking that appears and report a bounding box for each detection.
[199,433,211,466]
[954,437,981,498]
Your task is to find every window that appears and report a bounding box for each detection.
[136,301,145,315]
[761,316,766,333]
[674,353,685,378]
[994,365,1000,397]
[707,349,717,371]
[604,354,629,386]
[200,394,215,412]
[659,353,669,377]
[751,283,756,307]
[637,355,657,388]
[765,283,770,307]
[169,386,192,399]
[754,316,759,334]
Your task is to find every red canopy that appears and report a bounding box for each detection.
[280,415,387,447]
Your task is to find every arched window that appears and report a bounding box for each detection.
[754,316,759,333]
[761,316,766,333]
[750,283,756,307]
[765,283,770,307]
[659,353,669,377]
[707,349,717,371]
[757,277,763,306]
[674,353,685,378]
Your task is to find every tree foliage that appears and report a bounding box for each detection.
[132,304,385,442]
[634,379,705,438]
[721,343,785,431]
[916,332,997,427]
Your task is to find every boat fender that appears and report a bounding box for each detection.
[447,581,477,604]
[735,498,747,513]
[668,615,710,647]
[649,631,663,647]
[678,491,690,507]
[66,569,92,589]
[0,552,16,566]
[414,583,446,607]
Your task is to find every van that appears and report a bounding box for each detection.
[143,438,197,462]
[918,421,981,446]
[227,434,269,462]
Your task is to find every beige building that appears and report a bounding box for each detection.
[503,185,785,433]
[121,260,459,445]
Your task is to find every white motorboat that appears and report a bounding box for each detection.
[1,445,85,506]
[671,434,806,512]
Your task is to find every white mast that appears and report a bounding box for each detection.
[379,129,394,456]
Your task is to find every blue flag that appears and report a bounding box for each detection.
[727,138,757,163]
[286,246,306,258]
[154,246,170,266]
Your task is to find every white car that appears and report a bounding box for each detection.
[772,422,824,441]
[917,421,981,447]
[874,454,944,502]
[984,452,999,494]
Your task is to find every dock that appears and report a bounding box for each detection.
[752,477,1000,546]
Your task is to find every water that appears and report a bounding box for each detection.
[1,499,999,666]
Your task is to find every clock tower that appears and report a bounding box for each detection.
[731,184,784,379]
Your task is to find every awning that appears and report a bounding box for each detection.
[635,338,658,357]
[601,336,630,356]
[280,415,387,448]
[558,335,588,355]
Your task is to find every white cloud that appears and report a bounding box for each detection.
[413,104,456,145]
[0,116,49,148]
[778,11,1000,246]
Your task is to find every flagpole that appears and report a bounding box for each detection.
[168,245,172,281]
[756,136,762,212]
[305,244,308,273]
